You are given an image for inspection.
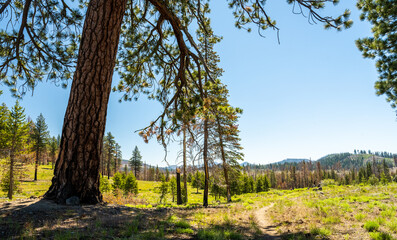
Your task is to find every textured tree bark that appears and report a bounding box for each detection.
[8,152,14,200]
[203,118,209,207]
[107,149,111,179]
[217,119,231,203]
[176,169,182,205]
[34,149,38,181]
[44,0,127,204]
[182,126,188,203]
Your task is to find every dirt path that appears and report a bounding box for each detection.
[254,203,282,240]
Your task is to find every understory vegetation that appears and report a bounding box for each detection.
[1,164,397,240]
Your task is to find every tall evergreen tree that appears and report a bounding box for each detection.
[48,136,59,169]
[0,103,9,154]
[130,146,142,178]
[208,81,243,202]
[1,0,351,204]
[31,113,49,181]
[0,101,29,199]
[114,143,122,173]
[104,132,115,179]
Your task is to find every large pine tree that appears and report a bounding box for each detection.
[31,113,49,181]
[1,0,351,204]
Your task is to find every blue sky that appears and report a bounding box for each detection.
[1,1,396,167]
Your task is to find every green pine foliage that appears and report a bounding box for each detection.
[191,171,204,193]
[169,177,177,202]
[0,101,29,199]
[130,146,142,178]
[31,113,49,180]
[100,176,111,193]
[159,175,168,203]
[356,0,397,108]
[112,172,126,195]
[31,113,49,156]
[124,173,138,195]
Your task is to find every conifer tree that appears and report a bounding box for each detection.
[130,146,142,178]
[165,168,170,182]
[202,72,244,203]
[1,0,351,204]
[159,175,168,203]
[270,170,277,188]
[114,143,122,174]
[0,101,29,199]
[0,103,9,154]
[382,159,392,182]
[124,173,138,195]
[366,162,373,180]
[31,113,49,181]
[104,132,115,179]
[170,176,177,202]
[48,136,59,169]
[192,171,202,194]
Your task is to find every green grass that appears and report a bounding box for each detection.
[387,220,397,233]
[355,213,367,221]
[310,227,331,237]
[364,221,380,232]
[2,163,397,240]
[369,232,393,240]
[197,229,243,240]
[0,163,54,200]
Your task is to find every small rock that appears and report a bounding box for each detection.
[66,196,80,206]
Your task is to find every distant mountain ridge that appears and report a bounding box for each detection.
[276,158,309,164]
[121,151,396,171]
[249,152,396,170]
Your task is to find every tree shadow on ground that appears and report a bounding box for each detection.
[0,199,139,239]
[0,199,321,240]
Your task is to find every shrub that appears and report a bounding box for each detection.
[310,227,331,237]
[368,175,379,186]
[322,179,336,186]
[175,220,191,229]
[159,176,168,203]
[381,209,395,219]
[369,232,393,240]
[0,171,21,194]
[124,173,138,195]
[376,217,386,226]
[100,176,111,192]
[176,228,194,234]
[112,172,125,193]
[387,220,397,232]
[355,213,366,222]
[364,221,380,232]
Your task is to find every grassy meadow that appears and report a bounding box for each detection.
[1,164,397,239]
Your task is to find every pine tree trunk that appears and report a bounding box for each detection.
[52,153,55,169]
[183,126,188,203]
[44,0,127,204]
[217,119,231,202]
[34,149,38,181]
[203,118,209,207]
[177,170,182,205]
[8,151,14,200]
[107,150,111,179]
[114,157,117,174]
